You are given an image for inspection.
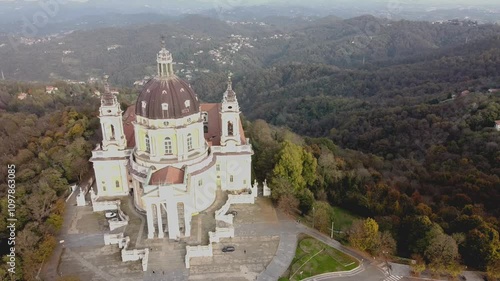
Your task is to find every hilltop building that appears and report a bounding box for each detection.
[90,43,253,240]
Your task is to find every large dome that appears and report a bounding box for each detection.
[135,76,200,120]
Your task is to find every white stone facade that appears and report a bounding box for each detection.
[90,48,253,242]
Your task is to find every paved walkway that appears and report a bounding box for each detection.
[41,182,83,280]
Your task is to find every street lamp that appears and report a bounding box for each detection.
[312,207,315,229]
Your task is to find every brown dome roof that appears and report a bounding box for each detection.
[135,76,200,120]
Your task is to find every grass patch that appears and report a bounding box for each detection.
[296,205,360,241]
[284,234,359,281]
[331,206,359,230]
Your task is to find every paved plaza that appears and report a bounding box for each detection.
[45,191,285,281]
[45,189,472,281]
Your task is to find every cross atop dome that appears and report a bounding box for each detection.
[157,36,174,78]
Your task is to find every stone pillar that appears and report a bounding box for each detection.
[263,179,271,197]
[157,203,164,238]
[252,179,258,198]
[146,202,155,239]
[166,202,180,239]
[184,208,191,237]
[120,160,129,195]
[90,188,97,202]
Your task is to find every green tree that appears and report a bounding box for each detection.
[272,140,306,191]
[301,149,317,186]
[297,188,315,215]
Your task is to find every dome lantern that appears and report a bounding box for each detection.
[157,36,174,78]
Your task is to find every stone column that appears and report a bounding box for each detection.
[119,160,128,195]
[166,202,180,239]
[157,203,164,238]
[184,208,191,237]
[146,202,155,239]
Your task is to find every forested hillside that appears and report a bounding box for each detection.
[225,34,500,274]
[1,14,499,85]
[0,82,100,280]
[0,12,499,279]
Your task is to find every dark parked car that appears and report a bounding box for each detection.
[227,210,237,216]
[222,246,235,252]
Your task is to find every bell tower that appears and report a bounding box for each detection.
[99,76,126,150]
[90,76,131,197]
[220,74,242,146]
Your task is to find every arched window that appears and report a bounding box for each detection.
[145,134,151,153]
[110,125,116,140]
[204,125,208,134]
[228,121,234,136]
[164,137,172,154]
[115,180,120,188]
[187,133,193,151]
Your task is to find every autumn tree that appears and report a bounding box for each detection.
[313,201,333,233]
[410,254,426,277]
[348,218,379,253]
[462,224,500,270]
[373,231,397,257]
[277,193,300,216]
[424,232,459,275]
[486,259,500,281]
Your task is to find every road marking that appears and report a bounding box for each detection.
[383,275,403,281]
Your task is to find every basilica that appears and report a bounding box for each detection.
[90,43,253,240]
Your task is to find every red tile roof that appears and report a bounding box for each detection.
[150,166,185,185]
[201,103,222,146]
[123,105,136,148]
[201,103,246,146]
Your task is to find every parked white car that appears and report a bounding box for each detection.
[105,211,117,219]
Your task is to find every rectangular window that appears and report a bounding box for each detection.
[243,180,246,185]
[164,138,172,154]
[102,181,106,192]
[145,135,151,153]
[198,179,203,186]
[216,164,220,171]
[187,134,193,151]
[230,175,233,183]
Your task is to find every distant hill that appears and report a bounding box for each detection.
[0,14,498,87]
